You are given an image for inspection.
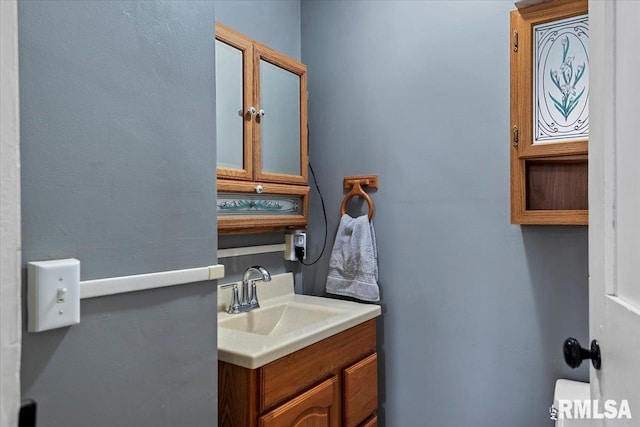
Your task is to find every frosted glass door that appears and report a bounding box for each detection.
[259,60,301,177]
[216,40,245,169]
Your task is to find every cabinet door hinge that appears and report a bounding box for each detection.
[513,30,518,52]
[512,126,519,147]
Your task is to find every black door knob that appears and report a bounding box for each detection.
[563,337,601,370]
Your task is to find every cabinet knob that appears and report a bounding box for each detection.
[259,109,266,118]
[255,185,264,194]
[247,106,257,115]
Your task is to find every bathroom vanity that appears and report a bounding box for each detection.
[219,321,377,427]
[217,273,380,427]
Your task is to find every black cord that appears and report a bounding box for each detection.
[299,159,328,266]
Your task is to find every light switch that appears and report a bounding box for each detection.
[28,258,80,332]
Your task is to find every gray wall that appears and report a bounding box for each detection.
[19,1,218,426]
[215,0,303,289]
[301,1,589,426]
[214,0,301,61]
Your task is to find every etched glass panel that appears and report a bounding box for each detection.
[534,14,589,144]
[217,193,302,216]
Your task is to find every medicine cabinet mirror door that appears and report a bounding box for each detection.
[253,45,308,185]
[215,25,253,181]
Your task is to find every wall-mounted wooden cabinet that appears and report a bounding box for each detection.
[215,23,309,234]
[510,0,588,225]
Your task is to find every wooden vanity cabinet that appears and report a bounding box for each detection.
[218,320,378,427]
[215,23,309,234]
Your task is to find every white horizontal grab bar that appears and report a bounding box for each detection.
[80,264,225,299]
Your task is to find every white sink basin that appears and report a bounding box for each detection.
[217,273,381,369]
[219,302,344,336]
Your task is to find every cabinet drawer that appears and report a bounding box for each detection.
[343,353,378,427]
[259,376,339,427]
[260,320,376,411]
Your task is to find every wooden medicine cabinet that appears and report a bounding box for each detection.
[510,0,588,225]
[215,23,309,234]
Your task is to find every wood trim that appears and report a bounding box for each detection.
[515,0,553,9]
[524,154,587,162]
[300,70,309,182]
[517,0,587,20]
[253,41,308,76]
[510,9,527,224]
[215,23,254,181]
[218,361,260,427]
[259,320,376,412]
[512,210,587,225]
[253,171,307,186]
[217,216,308,235]
[361,415,378,427]
[218,180,309,195]
[253,44,308,185]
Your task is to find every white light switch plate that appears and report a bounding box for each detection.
[28,258,80,332]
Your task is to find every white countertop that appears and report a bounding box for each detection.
[217,273,381,369]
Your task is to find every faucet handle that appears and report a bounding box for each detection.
[221,283,241,314]
[248,280,261,308]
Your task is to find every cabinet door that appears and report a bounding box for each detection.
[254,44,308,185]
[343,353,378,427]
[259,376,339,427]
[215,24,254,181]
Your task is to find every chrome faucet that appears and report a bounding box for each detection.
[222,266,271,314]
[243,266,271,309]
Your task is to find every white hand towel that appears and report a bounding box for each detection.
[325,214,379,302]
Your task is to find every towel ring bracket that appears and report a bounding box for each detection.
[340,175,378,220]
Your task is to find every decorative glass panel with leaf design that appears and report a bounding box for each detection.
[534,14,589,145]
[217,193,302,216]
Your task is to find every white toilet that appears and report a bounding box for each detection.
[551,379,591,427]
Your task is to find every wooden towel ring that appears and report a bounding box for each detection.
[340,180,375,220]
